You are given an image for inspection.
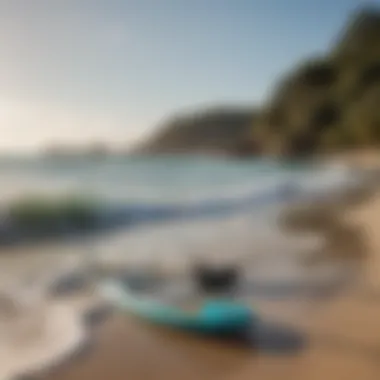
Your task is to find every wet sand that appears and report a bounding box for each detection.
[48,315,256,380]
[41,182,380,380]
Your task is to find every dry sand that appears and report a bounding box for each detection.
[40,166,380,380]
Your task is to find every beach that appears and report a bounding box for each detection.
[1,156,379,380]
[37,164,380,380]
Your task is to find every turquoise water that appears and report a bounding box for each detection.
[0,155,354,206]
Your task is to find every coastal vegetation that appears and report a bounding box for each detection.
[137,107,256,156]
[137,7,380,158]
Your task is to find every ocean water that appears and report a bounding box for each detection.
[0,155,360,300]
[0,155,355,205]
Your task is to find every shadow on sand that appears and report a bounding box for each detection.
[205,319,308,354]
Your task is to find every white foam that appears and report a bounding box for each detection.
[0,292,86,380]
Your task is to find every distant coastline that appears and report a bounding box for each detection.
[43,143,113,159]
[41,143,135,160]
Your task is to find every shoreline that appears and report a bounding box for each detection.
[43,166,380,380]
[2,155,380,379]
[0,164,372,250]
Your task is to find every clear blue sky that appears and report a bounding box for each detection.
[0,0,376,151]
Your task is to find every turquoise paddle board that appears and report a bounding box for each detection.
[100,280,255,335]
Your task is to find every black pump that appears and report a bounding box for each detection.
[193,264,240,294]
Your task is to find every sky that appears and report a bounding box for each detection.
[0,0,376,152]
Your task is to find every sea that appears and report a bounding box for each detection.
[0,154,356,205]
[0,154,362,314]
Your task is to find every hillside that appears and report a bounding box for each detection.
[138,6,380,157]
[137,107,257,156]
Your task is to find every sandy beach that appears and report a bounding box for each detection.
[29,160,380,380]
[1,154,379,380]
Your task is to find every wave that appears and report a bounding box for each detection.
[0,159,364,243]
